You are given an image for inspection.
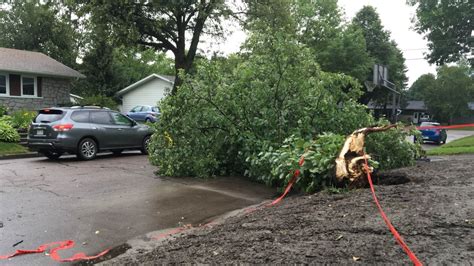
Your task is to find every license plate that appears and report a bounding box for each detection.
[36,129,44,136]
[422,136,429,139]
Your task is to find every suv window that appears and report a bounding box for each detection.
[110,112,133,126]
[34,109,64,123]
[90,111,113,124]
[131,106,142,112]
[142,106,151,112]
[152,107,159,113]
[71,111,90,123]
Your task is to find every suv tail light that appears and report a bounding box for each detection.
[53,123,74,132]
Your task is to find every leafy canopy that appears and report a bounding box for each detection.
[85,0,231,93]
[351,6,408,104]
[0,1,78,66]
[408,0,474,66]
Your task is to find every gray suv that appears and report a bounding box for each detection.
[27,107,153,160]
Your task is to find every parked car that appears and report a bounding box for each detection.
[126,105,160,123]
[418,122,447,144]
[27,106,154,160]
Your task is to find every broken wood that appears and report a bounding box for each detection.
[335,125,397,187]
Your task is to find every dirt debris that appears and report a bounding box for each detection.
[109,155,474,265]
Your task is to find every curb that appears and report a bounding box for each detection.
[0,152,42,160]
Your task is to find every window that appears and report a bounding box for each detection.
[0,74,7,94]
[71,111,90,123]
[131,106,142,112]
[91,111,113,124]
[22,76,36,96]
[142,106,151,112]
[152,107,160,113]
[34,109,64,123]
[110,112,133,126]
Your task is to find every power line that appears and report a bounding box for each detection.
[405,58,427,60]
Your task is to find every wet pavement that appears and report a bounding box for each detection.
[0,153,275,265]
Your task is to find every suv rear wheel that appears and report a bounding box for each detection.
[77,138,98,160]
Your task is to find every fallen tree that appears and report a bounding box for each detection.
[335,125,398,188]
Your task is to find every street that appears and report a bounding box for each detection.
[0,153,275,265]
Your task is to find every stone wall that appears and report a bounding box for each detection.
[0,77,72,112]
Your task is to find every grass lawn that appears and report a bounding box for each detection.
[427,135,474,155]
[450,127,474,131]
[0,142,29,156]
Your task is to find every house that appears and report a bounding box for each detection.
[401,100,430,124]
[0,47,85,111]
[116,73,175,112]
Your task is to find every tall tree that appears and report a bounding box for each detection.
[351,6,408,104]
[408,0,474,66]
[424,65,474,124]
[85,0,230,94]
[0,1,78,67]
[296,0,373,82]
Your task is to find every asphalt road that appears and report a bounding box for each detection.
[0,153,275,265]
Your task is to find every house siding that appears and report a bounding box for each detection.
[121,78,171,112]
[0,77,71,112]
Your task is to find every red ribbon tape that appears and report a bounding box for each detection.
[0,240,110,262]
[362,153,422,266]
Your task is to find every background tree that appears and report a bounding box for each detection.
[407,73,436,100]
[423,64,474,124]
[408,0,474,66]
[0,1,78,66]
[85,0,230,93]
[351,6,408,105]
[296,0,373,82]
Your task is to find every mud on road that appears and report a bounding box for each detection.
[107,154,474,265]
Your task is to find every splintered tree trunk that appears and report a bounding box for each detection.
[335,125,397,188]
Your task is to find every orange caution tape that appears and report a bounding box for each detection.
[0,240,110,262]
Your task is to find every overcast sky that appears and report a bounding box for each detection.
[205,0,437,87]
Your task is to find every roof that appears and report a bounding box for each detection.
[404,100,427,110]
[0,47,85,78]
[116,73,175,96]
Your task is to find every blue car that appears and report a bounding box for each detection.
[419,122,447,144]
[126,105,160,123]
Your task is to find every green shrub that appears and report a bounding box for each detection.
[365,123,423,170]
[10,110,36,130]
[0,115,13,126]
[0,121,20,142]
[77,95,118,110]
[0,105,8,116]
[247,133,346,193]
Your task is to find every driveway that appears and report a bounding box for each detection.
[0,153,275,265]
